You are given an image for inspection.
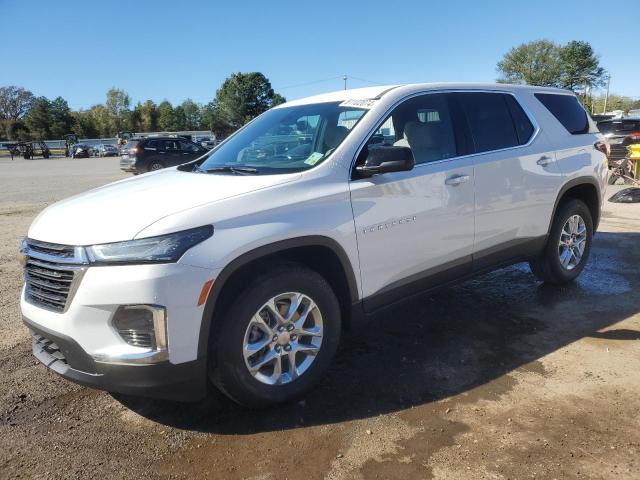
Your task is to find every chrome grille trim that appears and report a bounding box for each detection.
[22,239,88,313]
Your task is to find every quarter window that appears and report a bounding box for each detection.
[456,92,519,153]
[535,93,589,135]
[367,93,457,165]
[504,95,535,145]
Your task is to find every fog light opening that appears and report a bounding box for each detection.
[112,305,167,352]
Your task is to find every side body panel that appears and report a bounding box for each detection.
[349,157,475,309]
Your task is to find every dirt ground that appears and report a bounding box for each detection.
[0,156,639,480]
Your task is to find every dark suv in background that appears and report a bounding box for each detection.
[596,118,640,161]
[120,136,208,173]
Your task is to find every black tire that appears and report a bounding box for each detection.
[210,264,341,408]
[529,199,593,284]
[148,161,164,172]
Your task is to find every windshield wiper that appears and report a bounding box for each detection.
[202,165,259,175]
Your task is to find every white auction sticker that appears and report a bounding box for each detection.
[339,99,377,109]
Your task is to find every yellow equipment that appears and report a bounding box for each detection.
[628,144,640,180]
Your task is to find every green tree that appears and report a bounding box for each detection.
[181,99,202,130]
[135,100,159,132]
[0,86,35,120]
[212,72,286,136]
[71,110,99,138]
[49,96,74,139]
[173,105,187,131]
[105,87,131,132]
[558,41,606,91]
[497,40,562,87]
[157,100,176,131]
[0,119,29,140]
[591,94,638,114]
[88,104,113,137]
[24,97,52,139]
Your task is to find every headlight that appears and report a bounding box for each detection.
[86,225,213,264]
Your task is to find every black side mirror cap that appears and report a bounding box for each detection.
[355,145,415,178]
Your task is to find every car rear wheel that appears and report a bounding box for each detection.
[210,264,341,408]
[148,161,164,172]
[529,199,593,284]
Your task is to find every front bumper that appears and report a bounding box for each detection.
[21,261,220,401]
[25,316,207,401]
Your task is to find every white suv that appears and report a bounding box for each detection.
[20,83,608,407]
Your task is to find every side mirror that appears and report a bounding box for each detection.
[355,145,415,178]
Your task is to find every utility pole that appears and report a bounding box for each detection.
[343,75,347,90]
[603,75,611,115]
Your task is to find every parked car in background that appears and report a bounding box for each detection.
[120,136,207,173]
[95,144,119,157]
[200,139,218,149]
[70,144,92,158]
[596,117,640,162]
[20,83,607,407]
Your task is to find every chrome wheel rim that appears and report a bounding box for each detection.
[558,214,587,270]
[243,292,323,385]
[150,163,162,171]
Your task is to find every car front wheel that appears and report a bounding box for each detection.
[211,264,341,408]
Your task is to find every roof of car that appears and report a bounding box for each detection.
[277,82,573,108]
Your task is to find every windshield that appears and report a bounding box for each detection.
[196,101,367,174]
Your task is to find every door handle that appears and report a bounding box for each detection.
[444,174,470,186]
[537,155,553,166]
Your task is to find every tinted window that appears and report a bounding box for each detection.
[504,95,535,145]
[535,93,589,134]
[458,92,518,153]
[163,140,180,151]
[367,93,457,165]
[147,140,160,149]
[598,120,640,134]
[180,141,200,153]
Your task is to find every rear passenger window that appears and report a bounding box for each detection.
[535,93,589,135]
[504,95,535,145]
[457,92,519,153]
[367,93,457,165]
[164,140,180,151]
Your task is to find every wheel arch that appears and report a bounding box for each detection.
[548,177,601,234]
[196,236,360,362]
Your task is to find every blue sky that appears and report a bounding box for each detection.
[1,0,637,109]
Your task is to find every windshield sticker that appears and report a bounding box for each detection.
[339,99,377,109]
[304,152,324,166]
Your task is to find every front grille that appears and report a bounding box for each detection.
[23,239,86,312]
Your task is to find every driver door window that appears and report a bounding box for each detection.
[368,93,458,164]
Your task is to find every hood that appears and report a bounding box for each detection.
[28,169,299,245]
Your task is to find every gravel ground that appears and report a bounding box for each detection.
[0,156,639,479]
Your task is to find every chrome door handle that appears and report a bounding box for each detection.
[445,174,470,186]
[537,155,553,166]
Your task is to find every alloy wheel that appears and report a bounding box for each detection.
[558,214,587,270]
[242,292,323,385]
